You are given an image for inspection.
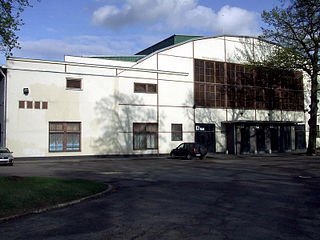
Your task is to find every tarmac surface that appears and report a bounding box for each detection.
[0,153,320,240]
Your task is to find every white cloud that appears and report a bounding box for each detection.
[92,0,259,35]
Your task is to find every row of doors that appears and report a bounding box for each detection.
[240,125,306,154]
[195,123,306,154]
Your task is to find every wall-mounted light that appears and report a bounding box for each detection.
[23,88,29,95]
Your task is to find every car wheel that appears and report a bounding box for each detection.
[8,162,13,166]
[170,152,176,159]
[186,153,193,160]
[199,155,206,160]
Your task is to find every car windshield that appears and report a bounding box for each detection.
[0,148,10,153]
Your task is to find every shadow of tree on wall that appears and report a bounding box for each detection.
[93,93,159,155]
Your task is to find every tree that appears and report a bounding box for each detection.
[244,0,320,155]
[0,0,35,56]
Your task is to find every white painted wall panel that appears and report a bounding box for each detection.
[193,38,225,62]
[158,80,193,106]
[158,54,192,78]
[66,65,117,76]
[160,42,193,58]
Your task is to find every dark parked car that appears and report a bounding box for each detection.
[0,147,14,166]
[170,142,208,160]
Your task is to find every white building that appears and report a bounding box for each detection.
[0,35,310,158]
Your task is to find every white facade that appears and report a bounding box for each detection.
[0,36,310,157]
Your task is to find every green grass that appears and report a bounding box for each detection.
[0,176,107,218]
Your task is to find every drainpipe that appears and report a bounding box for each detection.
[0,67,7,147]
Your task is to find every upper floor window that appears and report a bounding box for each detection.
[66,78,82,90]
[134,83,157,94]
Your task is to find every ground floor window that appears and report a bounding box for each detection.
[49,122,81,152]
[133,123,158,150]
[171,124,183,141]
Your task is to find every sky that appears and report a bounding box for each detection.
[1,0,282,64]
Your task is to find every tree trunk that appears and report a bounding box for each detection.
[307,72,318,155]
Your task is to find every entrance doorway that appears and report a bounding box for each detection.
[195,123,216,153]
[256,127,266,153]
[270,126,279,152]
[240,126,250,153]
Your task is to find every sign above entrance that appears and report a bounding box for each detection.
[196,126,205,131]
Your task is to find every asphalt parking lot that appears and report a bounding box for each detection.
[0,154,319,240]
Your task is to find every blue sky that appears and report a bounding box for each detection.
[1,0,282,64]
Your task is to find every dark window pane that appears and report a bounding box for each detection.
[42,102,48,109]
[134,83,146,93]
[35,101,41,109]
[147,84,157,93]
[171,124,182,141]
[66,122,81,132]
[19,101,25,109]
[67,79,81,89]
[49,122,64,131]
[27,101,33,109]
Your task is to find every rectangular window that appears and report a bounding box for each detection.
[194,59,304,111]
[49,122,81,152]
[134,83,157,93]
[133,123,158,150]
[171,124,183,141]
[42,101,48,109]
[26,101,33,109]
[19,101,25,109]
[66,78,82,89]
[317,125,320,138]
[35,101,41,109]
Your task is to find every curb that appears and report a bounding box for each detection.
[0,183,113,223]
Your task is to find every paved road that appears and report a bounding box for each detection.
[0,155,320,240]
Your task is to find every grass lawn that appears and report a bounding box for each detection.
[0,176,107,218]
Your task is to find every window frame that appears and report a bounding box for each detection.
[133,123,158,150]
[26,101,33,109]
[66,78,82,90]
[194,59,304,111]
[49,122,81,152]
[171,124,183,141]
[134,83,157,94]
[34,101,41,109]
[19,101,25,109]
[42,101,48,109]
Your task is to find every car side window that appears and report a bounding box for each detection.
[184,143,191,149]
[177,143,185,149]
